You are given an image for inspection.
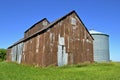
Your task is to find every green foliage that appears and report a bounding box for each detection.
[0,48,7,61]
[0,62,120,80]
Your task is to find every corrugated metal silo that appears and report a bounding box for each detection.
[89,30,110,62]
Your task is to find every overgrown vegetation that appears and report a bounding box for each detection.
[0,48,6,61]
[0,62,120,80]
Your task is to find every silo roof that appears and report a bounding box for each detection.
[89,30,109,36]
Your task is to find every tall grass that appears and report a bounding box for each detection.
[0,61,120,80]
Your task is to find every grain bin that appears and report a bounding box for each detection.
[89,30,110,62]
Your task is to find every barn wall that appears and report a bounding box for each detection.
[22,12,93,66]
[6,48,12,61]
[22,34,45,66]
[24,19,49,38]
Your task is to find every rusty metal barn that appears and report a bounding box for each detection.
[6,11,94,66]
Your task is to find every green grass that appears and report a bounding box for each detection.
[0,62,120,80]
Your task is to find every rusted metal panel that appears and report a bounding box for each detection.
[6,48,12,61]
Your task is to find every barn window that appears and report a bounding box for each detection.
[43,21,48,26]
[59,37,65,45]
[71,17,76,25]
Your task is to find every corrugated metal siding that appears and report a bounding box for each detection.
[92,34,109,62]
[7,11,93,67]
[6,48,12,61]
[17,43,24,63]
[21,13,93,66]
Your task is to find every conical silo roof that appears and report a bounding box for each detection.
[89,30,109,36]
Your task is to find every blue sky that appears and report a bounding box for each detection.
[0,0,120,61]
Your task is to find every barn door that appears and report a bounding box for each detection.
[17,43,24,64]
[57,36,68,66]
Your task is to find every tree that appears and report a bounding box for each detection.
[0,48,7,61]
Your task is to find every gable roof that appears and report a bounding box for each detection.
[24,18,50,33]
[24,10,94,41]
[8,10,94,49]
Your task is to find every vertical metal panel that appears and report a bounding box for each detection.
[57,36,68,66]
[63,47,68,65]
[57,45,63,66]
[11,46,17,62]
[6,48,12,61]
[57,45,68,66]
[17,43,24,64]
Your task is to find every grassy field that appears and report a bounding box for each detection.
[0,62,120,80]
